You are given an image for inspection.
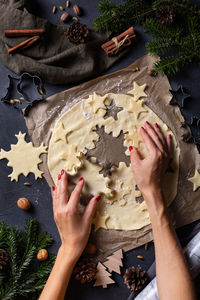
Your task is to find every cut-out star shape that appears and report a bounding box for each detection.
[59,144,83,175]
[54,122,71,143]
[0,132,47,181]
[124,125,142,147]
[104,99,123,120]
[92,211,110,232]
[127,99,148,118]
[169,86,191,108]
[127,82,147,101]
[188,170,200,191]
[85,92,110,115]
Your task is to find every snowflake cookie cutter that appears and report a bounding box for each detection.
[0,72,46,111]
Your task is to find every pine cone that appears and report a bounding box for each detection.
[73,258,97,284]
[65,22,89,44]
[124,266,148,292]
[156,5,175,26]
[0,249,9,270]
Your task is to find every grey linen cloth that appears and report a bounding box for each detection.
[0,0,128,84]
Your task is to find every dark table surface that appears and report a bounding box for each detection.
[0,0,200,299]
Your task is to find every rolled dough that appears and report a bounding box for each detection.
[47,82,180,231]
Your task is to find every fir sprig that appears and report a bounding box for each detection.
[94,0,200,77]
[94,0,151,33]
[0,218,56,300]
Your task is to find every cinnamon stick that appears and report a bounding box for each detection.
[5,29,44,37]
[8,35,40,55]
[105,33,136,53]
[101,27,135,50]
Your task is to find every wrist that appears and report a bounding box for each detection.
[142,188,167,218]
[58,245,80,266]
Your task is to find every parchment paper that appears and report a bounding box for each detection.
[24,54,200,260]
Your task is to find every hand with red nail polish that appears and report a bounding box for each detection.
[42,172,100,299]
[129,126,196,300]
[52,170,99,260]
[130,122,172,208]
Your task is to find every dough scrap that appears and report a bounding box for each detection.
[127,82,147,101]
[188,170,200,191]
[60,144,83,175]
[48,82,180,231]
[84,92,111,116]
[0,132,47,181]
[127,98,148,118]
[92,211,110,232]
[54,122,71,143]
[124,124,143,148]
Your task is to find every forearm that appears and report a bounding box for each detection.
[39,246,77,300]
[144,190,196,300]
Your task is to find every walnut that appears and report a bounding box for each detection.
[37,249,48,261]
[17,197,31,210]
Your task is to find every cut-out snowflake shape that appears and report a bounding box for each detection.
[0,132,47,181]
[85,126,130,177]
[59,144,84,175]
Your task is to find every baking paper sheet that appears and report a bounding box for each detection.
[24,54,200,260]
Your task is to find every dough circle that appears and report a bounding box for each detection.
[48,87,180,231]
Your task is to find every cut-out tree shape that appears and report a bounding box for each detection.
[94,262,115,288]
[103,249,123,274]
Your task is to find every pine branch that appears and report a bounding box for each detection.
[7,228,20,278]
[98,0,116,13]
[153,55,191,76]
[24,218,39,254]
[37,231,53,250]
[0,218,55,300]
[94,0,150,33]
[93,0,200,76]
[146,37,176,56]
[16,245,37,282]
[144,17,181,39]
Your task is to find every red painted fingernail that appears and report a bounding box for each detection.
[96,195,101,202]
[79,177,84,181]
[129,146,133,152]
[169,134,172,138]
[141,126,145,130]
[58,174,61,180]
[145,121,150,125]
[61,169,65,175]
[52,186,55,191]
[155,123,158,128]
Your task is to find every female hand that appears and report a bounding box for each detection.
[52,170,100,261]
[130,121,171,202]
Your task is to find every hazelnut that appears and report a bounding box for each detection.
[37,249,48,261]
[73,4,81,16]
[84,243,97,255]
[60,12,71,23]
[17,197,31,210]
